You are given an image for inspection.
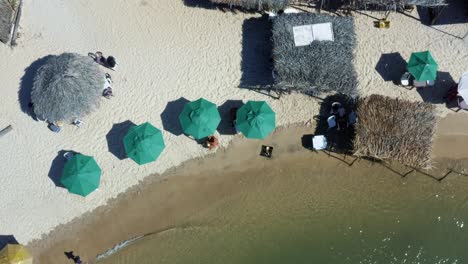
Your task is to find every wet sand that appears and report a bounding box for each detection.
[29,115,468,264]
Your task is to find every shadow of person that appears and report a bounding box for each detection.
[0,235,19,251]
[375,52,407,84]
[217,100,244,135]
[18,55,54,120]
[48,150,75,188]
[160,97,190,136]
[106,120,137,160]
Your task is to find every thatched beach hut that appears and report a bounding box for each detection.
[208,0,291,11]
[271,13,357,96]
[353,95,436,169]
[31,53,104,123]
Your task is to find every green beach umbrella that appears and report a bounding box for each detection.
[179,98,221,139]
[407,51,438,81]
[61,154,101,197]
[236,101,276,139]
[123,122,165,165]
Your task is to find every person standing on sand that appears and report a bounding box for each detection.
[65,251,89,264]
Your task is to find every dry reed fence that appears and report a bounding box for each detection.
[299,0,447,10]
[207,0,446,11]
[353,95,436,169]
[208,0,291,10]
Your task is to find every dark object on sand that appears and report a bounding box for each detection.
[260,145,274,158]
[0,125,12,137]
[106,56,116,68]
[65,251,82,264]
[208,0,291,11]
[90,52,117,70]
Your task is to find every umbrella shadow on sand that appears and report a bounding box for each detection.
[375,52,407,84]
[48,150,75,188]
[217,100,244,135]
[106,120,136,160]
[160,97,190,136]
[417,71,456,104]
[18,55,53,120]
[0,235,19,250]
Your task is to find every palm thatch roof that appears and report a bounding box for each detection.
[208,0,291,11]
[31,53,104,123]
[272,13,357,96]
[353,95,436,169]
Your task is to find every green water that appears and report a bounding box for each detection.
[97,158,468,264]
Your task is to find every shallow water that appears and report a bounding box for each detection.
[96,153,468,264]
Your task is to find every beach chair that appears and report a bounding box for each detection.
[48,122,62,133]
[72,119,83,127]
[400,72,411,86]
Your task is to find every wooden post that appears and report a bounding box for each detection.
[10,0,22,46]
[0,125,12,137]
[430,5,447,26]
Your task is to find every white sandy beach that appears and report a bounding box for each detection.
[0,0,467,246]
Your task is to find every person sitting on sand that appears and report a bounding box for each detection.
[103,73,113,99]
[206,136,219,150]
[93,52,118,70]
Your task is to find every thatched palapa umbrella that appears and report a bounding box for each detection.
[31,53,104,123]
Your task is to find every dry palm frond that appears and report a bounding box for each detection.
[353,95,436,169]
[209,0,291,10]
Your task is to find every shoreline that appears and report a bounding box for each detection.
[30,115,468,264]
[0,0,467,246]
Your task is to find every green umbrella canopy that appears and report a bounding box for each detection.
[61,154,101,197]
[236,101,276,139]
[123,122,166,165]
[179,98,221,139]
[407,51,438,82]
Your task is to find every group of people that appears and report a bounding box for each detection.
[92,52,117,99]
[327,102,356,131]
